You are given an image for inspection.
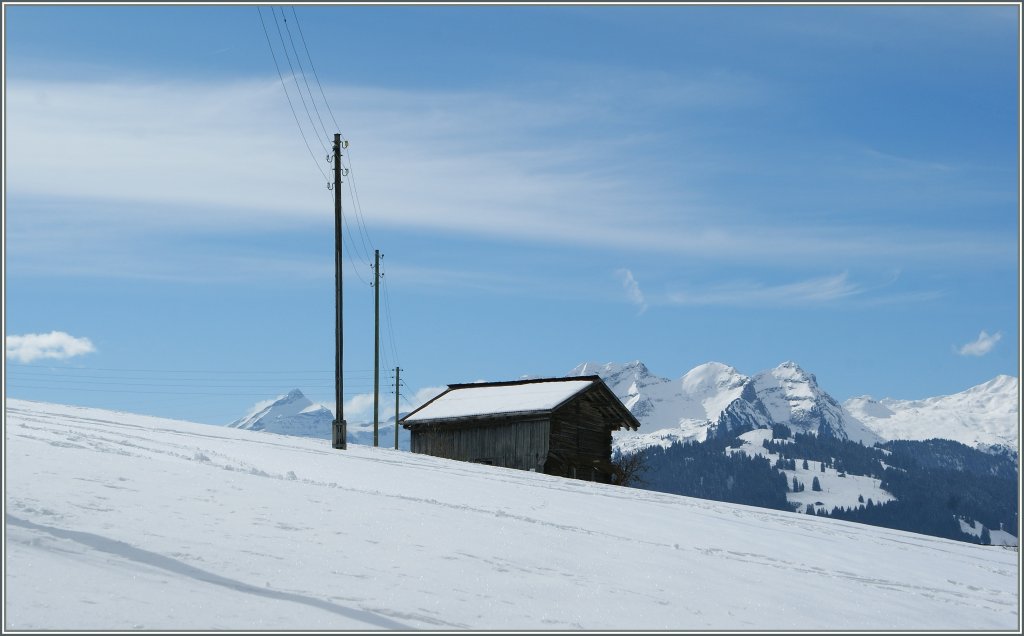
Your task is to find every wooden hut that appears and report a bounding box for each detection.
[400,376,640,483]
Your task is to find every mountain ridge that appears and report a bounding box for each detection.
[566,361,1017,455]
[228,362,1018,456]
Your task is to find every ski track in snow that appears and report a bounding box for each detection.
[4,400,1020,630]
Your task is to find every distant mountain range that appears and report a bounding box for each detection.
[226,360,1015,458]
[844,374,1018,453]
[229,361,1018,456]
[227,361,1018,546]
[228,388,410,450]
[569,361,1018,456]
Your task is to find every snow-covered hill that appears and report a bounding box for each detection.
[5,398,1018,630]
[228,389,410,450]
[572,361,1016,454]
[845,375,1019,451]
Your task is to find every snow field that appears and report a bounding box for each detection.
[729,429,896,513]
[4,399,1019,630]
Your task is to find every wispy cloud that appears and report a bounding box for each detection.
[5,76,1013,283]
[664,273,863,307]
[660,271,947,308]
[6,331,96,363]
[957,330,1002,357]
[615,269,648,314]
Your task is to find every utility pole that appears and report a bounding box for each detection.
[394,366,401,450]
[331,133,347,450]
[373,248,381,447]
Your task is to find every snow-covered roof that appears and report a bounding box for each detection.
[404,377,600,423]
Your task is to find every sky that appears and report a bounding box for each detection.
[3,3,1020,426]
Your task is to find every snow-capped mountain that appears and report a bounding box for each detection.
[750,362,880,445]
[228,389,333,437]
[844,375,1019,451]
[228,388,410,449]
[570,361,751,452]
[234,366,1017,457]
[572,361,1014,453]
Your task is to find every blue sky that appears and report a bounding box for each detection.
[4,4,1020,425]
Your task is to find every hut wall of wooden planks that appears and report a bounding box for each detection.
[401,376,640,483]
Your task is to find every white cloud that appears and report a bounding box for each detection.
[665,272,862,307]
[342,393,377,420]
[5,76,1012,285]
[6,331,96,363]
[410,386,447,410]
[340,385,445,421]
[957,330,1002,357]
[615,269,648,314]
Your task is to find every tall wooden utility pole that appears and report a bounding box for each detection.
[373,249,381,447]
[393,366,401,450]
[332,133,347,450]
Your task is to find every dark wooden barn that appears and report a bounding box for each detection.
[400,376,640,483]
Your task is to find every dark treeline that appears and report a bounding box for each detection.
[881,438,1017,480]
[762,432,885,478]
[630,429,1018,545]
[640,438,792,511]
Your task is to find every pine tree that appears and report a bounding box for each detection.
[792,476,799,492]
[812,476,822,492]
[802,459,809,470]
[806,505,815,515]
[980,526,992,545]
[858,494,864,504]
[820,461,826,473]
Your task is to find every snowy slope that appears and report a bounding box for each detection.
[845,375,1019,451]
[5,398,1019,630]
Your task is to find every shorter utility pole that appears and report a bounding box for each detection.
[394,366,402,450]
[373,249,381,447]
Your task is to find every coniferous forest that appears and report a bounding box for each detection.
[638,438,792,511]
[630,431,1018,545]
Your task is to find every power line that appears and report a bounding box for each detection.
[289,6,341,133]
[343,166,376,264]
[280,7,332,143]
[256,6,327,182]
[271,6,329,156]
[7,383,376,398]
[341,213,372,285]
[5,372,376,384]
[6,381,375,392]
[7,363,376,374]
[275,9,378,281]
[381,271,402,366]
[8,369,376,380]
